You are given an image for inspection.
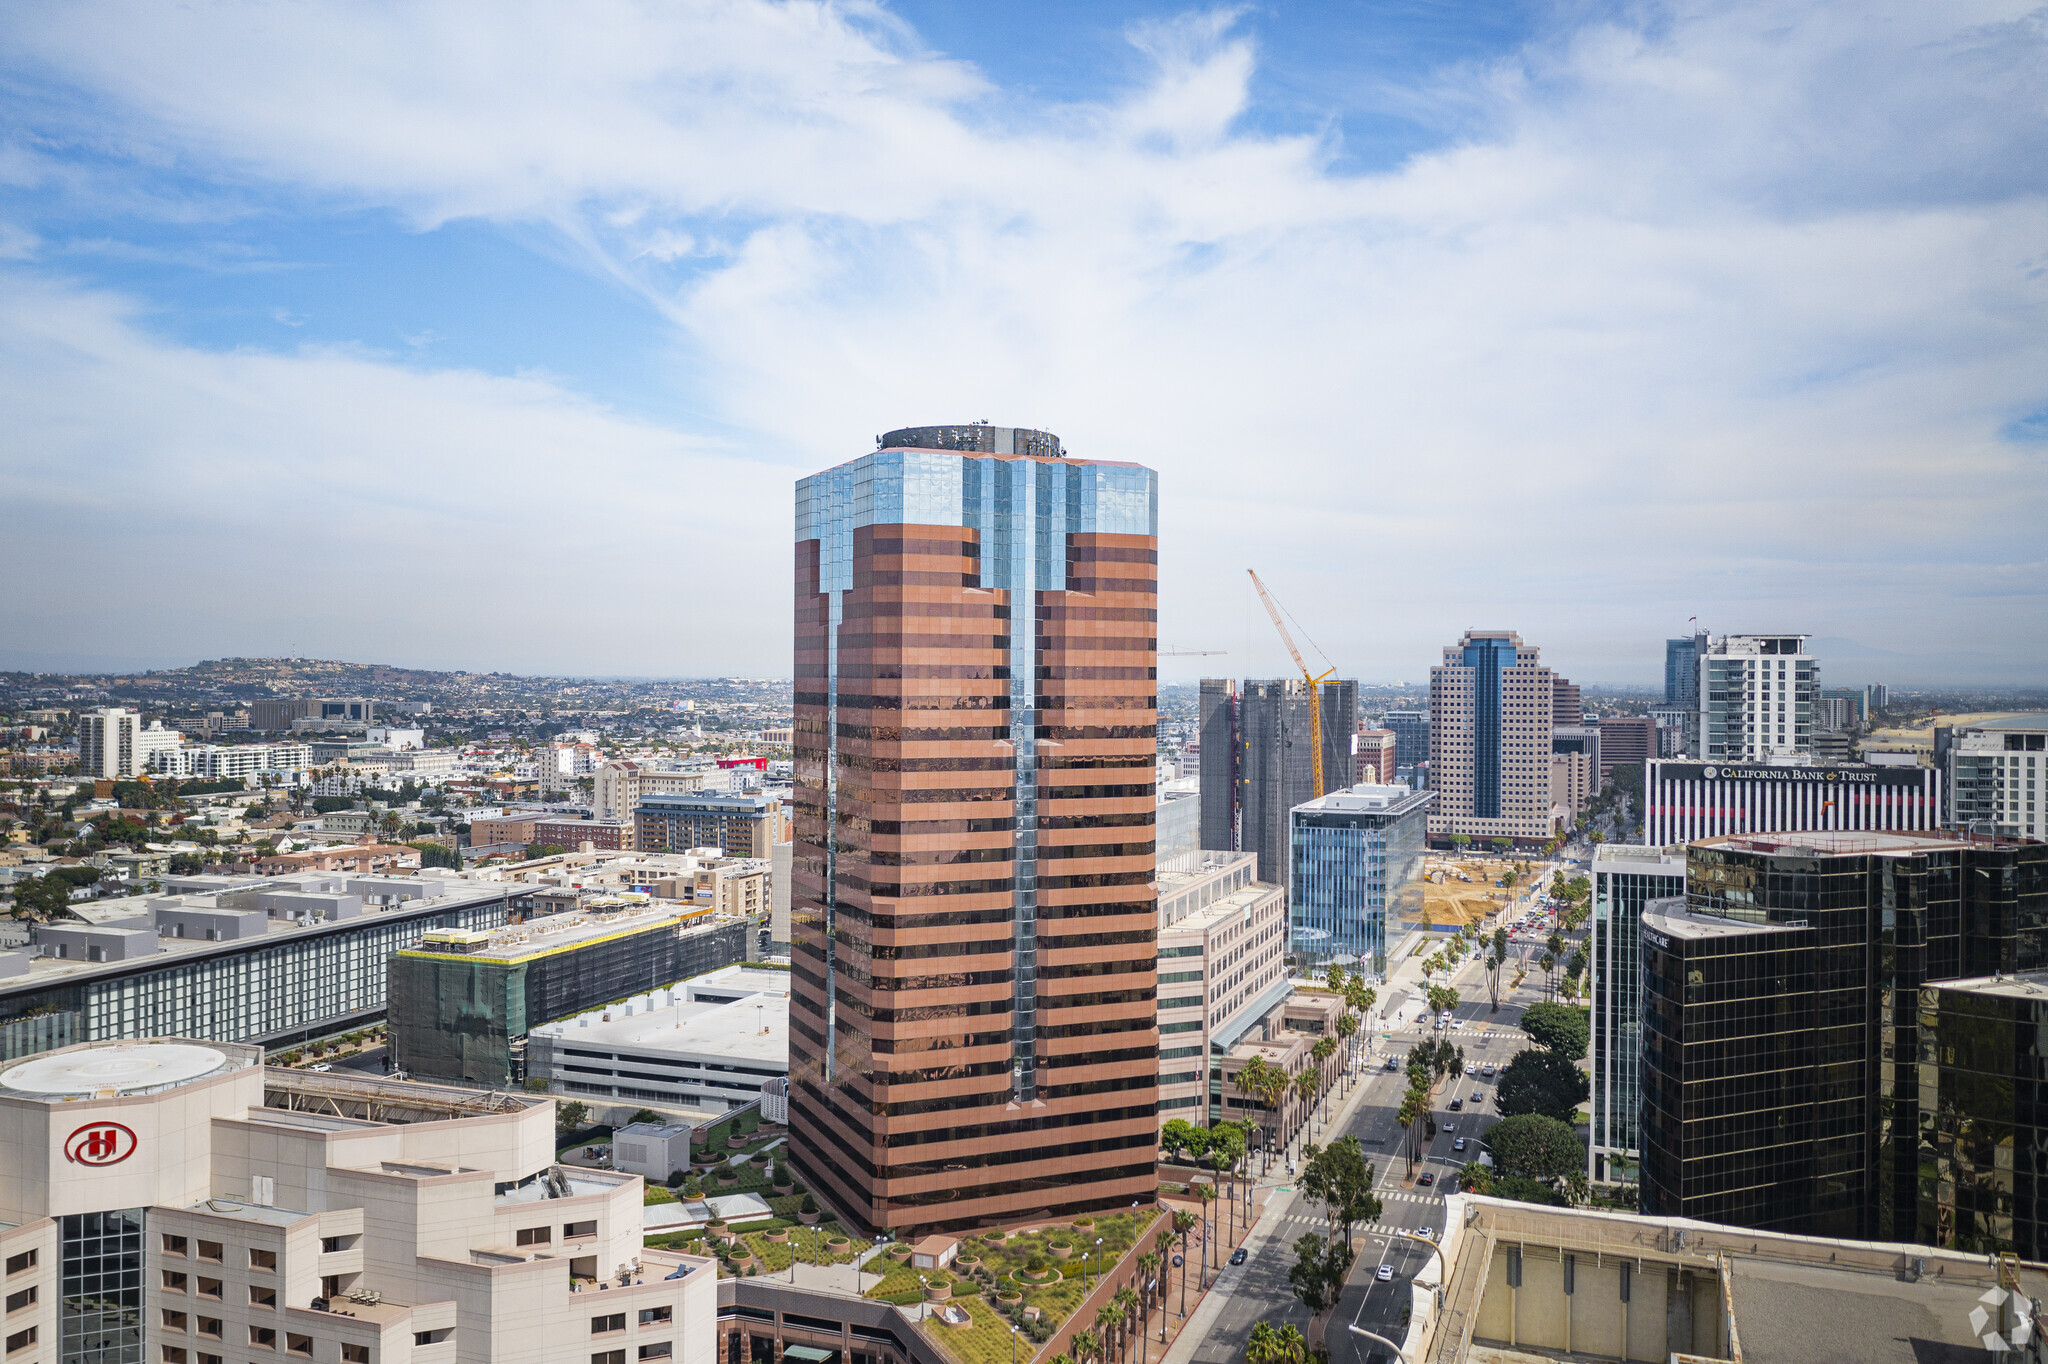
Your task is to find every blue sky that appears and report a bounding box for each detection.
[1,1,2044,685]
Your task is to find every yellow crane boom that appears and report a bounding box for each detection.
[1247,570,1337,797]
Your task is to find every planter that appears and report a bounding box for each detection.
[727,1135,750,1149]
[888,1247,912,1261]
[924,1282,951,1301]
[765,1230,789,1243]
[827,1237,850,1252]
[983,1231,1006,1243]
[772,1182,793,1196]
[953,1256,979,1271]
[798,1211,821,1226]
[997,1291,1022,1304]
[1048,1245,1074,1260]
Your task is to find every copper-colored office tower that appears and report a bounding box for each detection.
[790,425,1160,1236]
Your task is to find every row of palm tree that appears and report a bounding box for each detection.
[1046,1232,1179,1364]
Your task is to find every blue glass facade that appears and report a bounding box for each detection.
[1461,635,1517,819]
[1288,788,1431,975]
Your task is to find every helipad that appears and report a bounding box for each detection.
[0,1042,232,1098]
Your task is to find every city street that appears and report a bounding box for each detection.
[1173,865,1574,1364]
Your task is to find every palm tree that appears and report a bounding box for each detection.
[1136,1252,1161,1355]
[1231,1057,1270,1166]
[1073,1332,1102,1364]
[1195,1181,1217,1283]
[1310,1036,1337,1120]
[1541,950,1557,1000]
[1333,1013,1357,1092]
[1258,1068,1288,1163]
[1114,1288,1140,1364]
[1275,1324,1308,1364]
[1095,1303,1121,1364]
[1245,1322,1283,1364]
[1172,1210,1197,1317]
[1293,1066,1320,1148]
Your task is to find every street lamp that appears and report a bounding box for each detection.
[918,1275,928,1321]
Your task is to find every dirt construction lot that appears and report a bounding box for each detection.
[1422,856,1525,929]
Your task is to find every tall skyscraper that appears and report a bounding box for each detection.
[1197,678,1356,881]
[1695,634,1818,762]
[1198,678,1239,852]
[790,425,1160,1236]
[1427,630,1557,844]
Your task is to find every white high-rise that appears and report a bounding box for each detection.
[1695,634,1818,762]
[78,707,182,779]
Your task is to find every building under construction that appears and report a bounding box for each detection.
[1198,677,1357,882]
[386,903,746,1086]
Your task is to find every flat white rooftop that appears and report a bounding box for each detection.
[535,993,788,1067]
[0,1041,242,1098]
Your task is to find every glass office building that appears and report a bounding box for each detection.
[791,426,1162,1235]
[1288,784,1431,976]
[1639,831,2048,1243]
[1587,843,1685,1184]
[1918,974,2048,1261]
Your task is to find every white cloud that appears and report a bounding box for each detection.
[1,1,2045,682]
[0,274,778,674]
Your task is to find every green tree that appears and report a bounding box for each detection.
[1286,1234,1352,1315]
[555,1099,590,1132]
[1299,1136,1382,1246]
[1459,1161,1494,1194]
[1519,1002,1591,1060]
[1496,1049,1588,1123]
[1487,1113,1585,1181]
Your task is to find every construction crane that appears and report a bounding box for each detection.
[1248,570,1336,798]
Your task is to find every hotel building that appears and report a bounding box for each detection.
[789,425,1159,1235]
[0,1038,715,1364]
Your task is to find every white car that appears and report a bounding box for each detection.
[1376,1264,1394,1282]
[309,1063,332,1073]
[1451,1019,1466,1030]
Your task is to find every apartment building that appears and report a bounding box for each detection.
[0,1039,715,1364]
[1940,712,2048,839]
[79,708,183,781]
[790,425,1160,1235]
[593,763,711,822]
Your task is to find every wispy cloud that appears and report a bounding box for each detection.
[0,1,2043,681]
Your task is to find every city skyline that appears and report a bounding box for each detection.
[3,3,2044,682]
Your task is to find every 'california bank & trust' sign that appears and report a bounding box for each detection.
[1655,763,1925,787]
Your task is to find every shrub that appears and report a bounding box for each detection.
[800,1193,817,1215]
[773,1160,790,1185]
[792,1181,807,1197]
[667,1170,687,1188]
[1072,1216,1093,1228]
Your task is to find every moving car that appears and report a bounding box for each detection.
[1417,1171,1435,1187]
[1418,1226,1436,1242]
[309,1064,332,1073]
[1229,1248,1248,1266]
[1465,1063,1477,1075]
[1472,1091,1485,1103]
[1453,1137,1467,1152]
[1481,1064,1496,1077]
[1448,1098,1463,1111]
[1376,1264,1395,1282]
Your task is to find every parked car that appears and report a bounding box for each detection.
[1229,1248,1248,1266]
[1418,1226,1436,1242]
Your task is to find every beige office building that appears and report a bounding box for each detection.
[1428,630,1560,844]
[592,765,710,824]
[1154,853,1289,1125]
[0,1039,714,1364]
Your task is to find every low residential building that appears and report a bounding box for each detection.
[539,743,600,797]
[528,984,788,1114]
[0,1038,716,1364]
[154,740,313,782]
[469,812,549,848]
[531,817,634,852]
[635,792,783,859]
[253,840,422,876]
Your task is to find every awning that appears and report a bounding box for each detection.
[1210,979,1295,1053]
[784,1347,837,1362]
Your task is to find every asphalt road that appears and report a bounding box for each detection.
[1180,878,1577,1364]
